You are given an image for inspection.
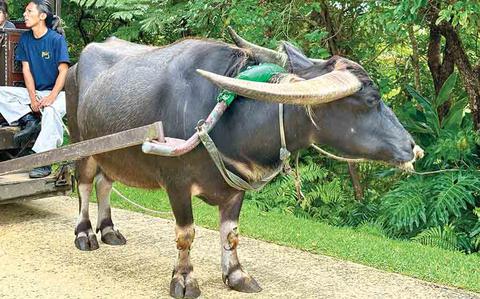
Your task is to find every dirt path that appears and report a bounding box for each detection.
[0,197,478,299]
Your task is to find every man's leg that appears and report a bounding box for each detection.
[29,91,66,178]
[0,86,32,124]
[31,91,66,153]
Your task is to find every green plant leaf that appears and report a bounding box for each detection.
[380,179,427,233]
[405,85,440,137]
[428,173,477,226]
[435,73,458,109]
[442,97,468,130]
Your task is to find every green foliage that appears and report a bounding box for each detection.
[400,73,477,169]
[246,160,349,223]
[380,172,480,239]
[428,173,479,226]
[402,73,460,139]
[246,153,374,227]
[379,178,427,234]
[64,0,346,62]
[412,224,461,251]
[435,1,480,28]
[380,76,480,252]
[394,0,480,29]
[59,0,480,256]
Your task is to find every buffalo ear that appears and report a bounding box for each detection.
[281,41,314,73]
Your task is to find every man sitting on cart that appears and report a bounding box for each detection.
[0,0,69,178]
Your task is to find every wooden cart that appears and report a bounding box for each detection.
[0,121,164,204]
[0,2,172,204]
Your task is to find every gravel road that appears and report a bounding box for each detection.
[0,197,478,299]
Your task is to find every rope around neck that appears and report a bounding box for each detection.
[311,144,475,176]
[311,144,366,163]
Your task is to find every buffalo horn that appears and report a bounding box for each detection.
[228,27,328,65]
[227,26,288,67]
[197,69,362,105]
[310,58,327,64]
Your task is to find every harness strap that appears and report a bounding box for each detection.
[196,64,293,191]
[197,124,282,191]
[197,102,293,191]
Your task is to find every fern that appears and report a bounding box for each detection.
[346,199,379,226]
[468,208,480,252]
[246,159,357,226]
[299,163,328,182]
[356,220,386,237]
[472,234,480,252]
[412,224,459,251]
[306,179,345,205]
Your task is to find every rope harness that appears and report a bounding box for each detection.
[197,102,291,191]
[196,63,293,191]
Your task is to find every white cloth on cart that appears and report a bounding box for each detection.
[0,86,66,153]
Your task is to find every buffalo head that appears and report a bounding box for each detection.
[197,30,423,169]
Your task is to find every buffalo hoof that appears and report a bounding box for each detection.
[223,269,262,293]
[170,273,201,299]
[75,234,99,251]
[101,229,127,246]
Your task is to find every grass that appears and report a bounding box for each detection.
[103,183,480,293]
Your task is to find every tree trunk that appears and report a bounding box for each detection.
[427,25,455,120]
[319,0,340,55]
[438,22,480,131]
[427,26,455,94]
[77,7,90,46]
[408,25,421,91]
[425,1,455,120]
[348,162,363,201]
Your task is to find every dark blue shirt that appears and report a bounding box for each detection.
[15,28,70,91]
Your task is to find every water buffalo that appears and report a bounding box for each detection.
[66,34,420,298]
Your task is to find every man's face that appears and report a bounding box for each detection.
[23,2,46,28]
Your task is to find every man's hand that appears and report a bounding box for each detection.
[30,96,41,112]
[39,94,57,108]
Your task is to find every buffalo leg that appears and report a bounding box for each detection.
[220,192,261,293]
[95,173,126,245]
[168,188,201,299]
[74,157,99,251]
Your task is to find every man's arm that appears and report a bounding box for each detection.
[22,61,41,112]
[39,62,69,108]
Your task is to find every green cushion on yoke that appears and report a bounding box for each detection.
[216,63,286,106]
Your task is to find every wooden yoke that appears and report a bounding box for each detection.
[0,122,164,176]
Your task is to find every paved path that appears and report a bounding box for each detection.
[0,197,478,298]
